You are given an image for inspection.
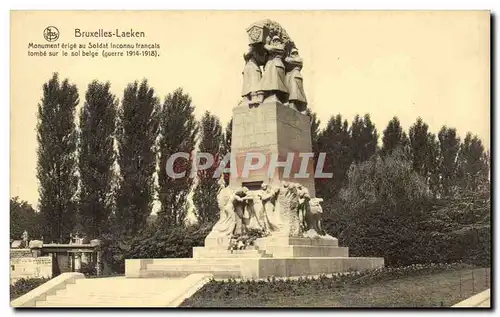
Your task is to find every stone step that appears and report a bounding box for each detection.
[73,277,178,284]
[22,274,213,308]
[43,295,165,304]
[37,300,164,307]
[264,245,349,258]
[44,293,164,301]
[139,270,241,278]
[254,236,339,249]
[192,247,271,258]
[143,258,243,265]
[70,278,176,287]
[147,263,241,270]
[53,289,168,298]
[143,263,242,278]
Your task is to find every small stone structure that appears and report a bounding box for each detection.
[10,232,102,284]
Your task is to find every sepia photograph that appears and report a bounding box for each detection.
[9,10,491,308]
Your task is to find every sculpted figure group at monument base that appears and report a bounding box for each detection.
[206,180,335,250]
[239,19,308,113]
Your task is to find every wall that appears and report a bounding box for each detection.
[10,255,52,284]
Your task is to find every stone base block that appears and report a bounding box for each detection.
[125,256,384,279]
[193,245,347,258]
[204,236,232,248]
[264,245,348,258]
[192,247,271,259]
[254,236,339,249]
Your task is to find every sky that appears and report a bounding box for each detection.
[10,11,490,210]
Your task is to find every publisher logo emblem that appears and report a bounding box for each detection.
[43,26,59,42]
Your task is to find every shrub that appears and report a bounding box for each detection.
[100,222,213,274]
[10,277,50,300]
[323,149,491,266]
[80,262,97,277]
[339,148,430,209]
[127,223,212,259]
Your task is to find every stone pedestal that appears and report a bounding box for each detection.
[230,101,316,197]
[125,236,384,279]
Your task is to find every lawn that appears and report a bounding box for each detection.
[181,267,490,307]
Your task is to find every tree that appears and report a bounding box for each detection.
[10,197,43,241]
[36,73,79,243]
[157,88,198,227]
[340,148,429,209]
[427,187,490,266]
[78,81,117,239]
[427,133,441,197]
[409,117,430,175]
[115,80,160,236]
[334,149,432,266]
[438,126,460,197]
[305,109,321,153]
[381,116,407,156]
[456,133,490,192]
[305,109,322,171]
[350,114,378,164]
[408,118,441,197]
[316,114,351,200]
[192,111,224,225]
[221,117,233,187]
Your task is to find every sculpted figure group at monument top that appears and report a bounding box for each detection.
[240,19,308,112]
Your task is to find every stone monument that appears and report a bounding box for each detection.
[126,19,384,279]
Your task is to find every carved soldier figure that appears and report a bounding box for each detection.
[259,183,279,214]
[260,36,289,104]
[233,187,248,235]
[207,186,237,239]
[235,187,266,234]
[240,45,267,107]
[285,48,308,112]
[258,183,280,232]
[297,185,311,233]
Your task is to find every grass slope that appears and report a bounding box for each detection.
[181,267,490,307]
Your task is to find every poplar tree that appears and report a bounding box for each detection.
[305,109,322,172]
[221,117,233,187]
[409,117,440,196]
[438,126,460,197]
[115,80,160,235]
[457,133,490,192]
[316,114,351,200]
[36,73,79,242]
[193,111,224,225]
[157,88,198,227]
[382,116,408,156]
[78,80,117,238]
[350,114,378,164]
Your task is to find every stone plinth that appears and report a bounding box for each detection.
[230,101,316,196]
[125,236,384,279]
[126,257,384,279]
